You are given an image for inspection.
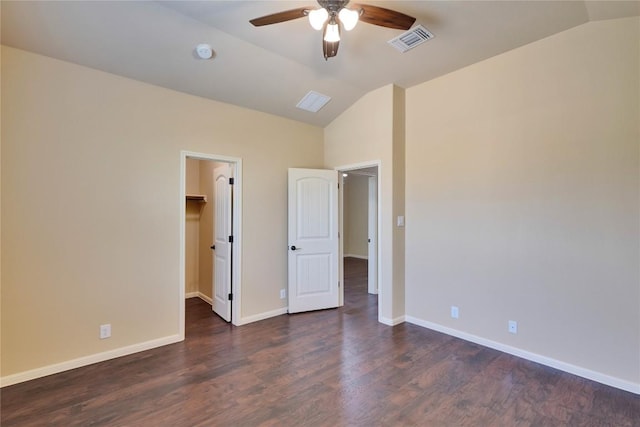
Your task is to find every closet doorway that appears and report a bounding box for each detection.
[180,152,242,331]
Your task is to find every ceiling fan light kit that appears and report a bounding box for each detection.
[308,8,329,30]
[324,18,341,42]
[309,4,359,34]
[338,7,360,31]
[250,0,416,60]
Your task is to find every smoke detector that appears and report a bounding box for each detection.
[195,43,213,59]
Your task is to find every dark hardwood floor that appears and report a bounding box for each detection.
[2,257,639,426]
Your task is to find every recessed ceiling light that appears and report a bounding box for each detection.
[195,43,213,59]
[296,91,331,113]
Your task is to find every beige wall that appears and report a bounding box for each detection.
[325,84,406,323]
[196,160,215,299]
[343,174,368,258]
[392,87,406,317]
[185,158,200,195]
[405,17,639,387]
[1,46,323,378]
[185,201,202,295]
[184,159,220,299]
[185,158,201,295]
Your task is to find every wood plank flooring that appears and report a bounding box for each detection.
[2,257,639,426]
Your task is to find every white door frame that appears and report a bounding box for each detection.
[335,161,381,319]
[179,151,243,335]
[367,176,378,295]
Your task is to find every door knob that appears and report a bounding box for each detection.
[210,245,215,250]
[290,245,300,251]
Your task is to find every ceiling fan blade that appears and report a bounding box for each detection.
[250,7,309,27]
[354,4,416,30]
[323,38,339,60]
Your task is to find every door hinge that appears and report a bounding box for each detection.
[229,177,235,185]
[228,293,233,301]
[228,235,234,243]
[338,281,341,288]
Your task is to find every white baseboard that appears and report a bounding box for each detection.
[238,307,288,325]
[186,292,213,305]
[344,254,368,260]
[379,315,406,326]
[0,334,183,388]
[405,316,640,395]
[197,293,213,305]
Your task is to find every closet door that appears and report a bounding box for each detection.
[212,164,232,321]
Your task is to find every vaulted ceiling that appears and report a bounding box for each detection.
[2,1,638,127]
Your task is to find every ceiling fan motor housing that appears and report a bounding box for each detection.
[317,0,351,14]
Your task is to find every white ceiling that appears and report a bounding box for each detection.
[2,1,638,127]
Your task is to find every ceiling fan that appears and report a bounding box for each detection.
[250,0,416,60]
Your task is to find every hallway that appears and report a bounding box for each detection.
[342,256,376,317]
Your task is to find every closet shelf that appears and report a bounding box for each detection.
[186,194,207,203]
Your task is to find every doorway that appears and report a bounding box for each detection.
[338,163,380,318]
[180,151,242,335]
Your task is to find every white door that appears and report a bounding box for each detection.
[368,176,378,294]
[213,163,232,321]
[288,168,339,313]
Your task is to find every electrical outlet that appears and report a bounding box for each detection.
[100,324,111,339]
[508,320,518,334]
[280,289,286,299]
[450,306,459,319]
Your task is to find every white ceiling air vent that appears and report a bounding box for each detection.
[296,91,331,113]
[388,24,435,53]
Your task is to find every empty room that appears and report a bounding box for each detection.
[1,1,639,425]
